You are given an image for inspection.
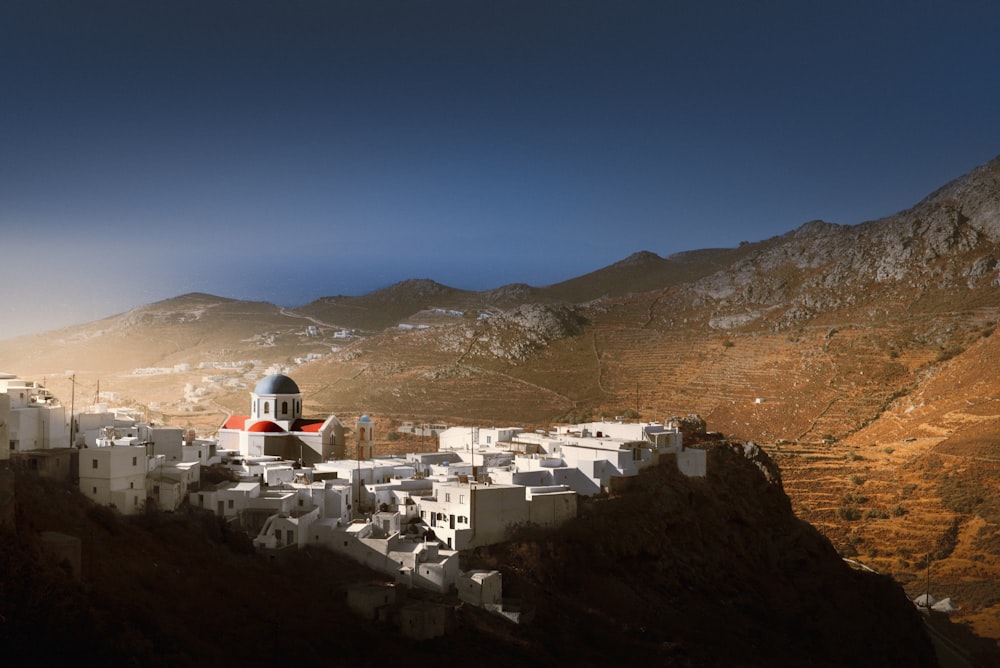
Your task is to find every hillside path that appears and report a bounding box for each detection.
[279,307,339,329]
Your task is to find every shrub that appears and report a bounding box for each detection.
[843,492,868,505]
[864,508,889,520]
[890,504,908,517]
[849,474,865,486]
[837,506,862,521]
[722,340,735,348]
[883,446,895,455]
[936,346,963,362]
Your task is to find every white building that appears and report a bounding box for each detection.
[78,442,147,515]
[147,457,200,511]
[0,392,9,462]
[457,570,503,607]
[217,374,345,465]
[0,373,68,452]
[419,479,538,550]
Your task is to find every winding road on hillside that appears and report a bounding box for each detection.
[278,307,339,329]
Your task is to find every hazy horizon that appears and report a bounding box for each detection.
[4,1,1000,338]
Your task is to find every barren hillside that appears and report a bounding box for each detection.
[4,153,1000,647]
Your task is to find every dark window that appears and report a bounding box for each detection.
[92,459,98,469]
[263,401,270,414]
[282,401,288,414]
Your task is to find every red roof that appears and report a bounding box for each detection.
[292,418,325,433]
[222,415,249,430]
[247,420,286,433]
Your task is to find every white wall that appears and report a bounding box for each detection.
[0,394,9,461]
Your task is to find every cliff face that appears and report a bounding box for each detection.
[468,441,936,667]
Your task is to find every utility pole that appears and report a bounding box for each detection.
[69,374,76,448]
[925,554,932,608]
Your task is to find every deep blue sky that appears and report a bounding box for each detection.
[3,1,1000,338]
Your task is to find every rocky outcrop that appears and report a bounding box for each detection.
[468,441,934,667]
[471,304,587,361]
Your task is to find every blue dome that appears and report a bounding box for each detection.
[358,414,372,422]
[254,374,300,395]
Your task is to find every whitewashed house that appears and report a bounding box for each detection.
[0,374,68,452]
[147,457,200,511]
[419,480,531,550]
[78,442,147,514]
[457,570,503,607]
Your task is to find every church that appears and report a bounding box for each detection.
[217,373,346,465]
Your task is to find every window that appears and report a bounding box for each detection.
[228,499,234,509]
[92,459,98,469]
[263,401,270,414]
[459,495,465,504]
[129,482,134,489]
[445,493,450,502]
[282,401,288,415]
[132,456,137,466]
[486,436,492,444]
[92,487,97,494]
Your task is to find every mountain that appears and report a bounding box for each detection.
[4,154,1000,648]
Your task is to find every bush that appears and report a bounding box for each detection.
[864,508,889,520]
[890,504,908,517]
[936,346,963,362]
[837,506,862,521]
[843,492,868,505]
[849,474,865,486]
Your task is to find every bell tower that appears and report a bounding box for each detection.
[356,414,374,460]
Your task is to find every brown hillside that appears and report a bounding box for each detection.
[4,154,1000,647]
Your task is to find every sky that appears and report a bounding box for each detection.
[3,1,1000,339]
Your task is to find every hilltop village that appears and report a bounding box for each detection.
[0,371,706,631]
